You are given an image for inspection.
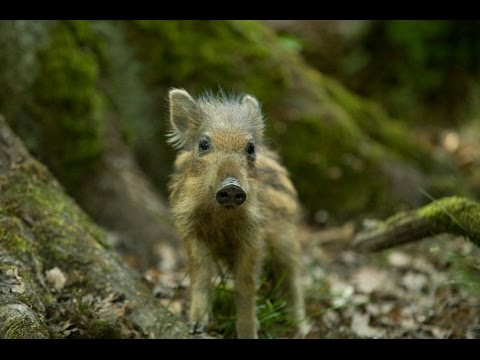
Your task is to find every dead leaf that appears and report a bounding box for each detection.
[322,311,341,328]
[351,294,369,306]
[366,302,394,317]
[45,267,67,291]
[340,250,357,265]
[402,272,427,292]
[328,275,354,308]
[350,313,385,338]
[11,283,25,294]
[387,251,412,268]
[154,243,178,272]
[411,257,436,274]
[160,299,183,316]
[352,267,388,294]
[6,268,21,280]
[429,326,450,339]
[442,131,460,153]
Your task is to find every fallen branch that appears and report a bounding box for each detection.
[353,196,480,252]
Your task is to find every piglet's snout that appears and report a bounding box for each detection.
[216,177,246,206]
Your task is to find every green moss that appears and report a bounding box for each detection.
[85,319,122,338]
[0,217,29,254]
[322,75,431,168]
[72,297,123,338]
[1,164,109,267]
[0,116,191,338]
[128,20,288,99]
[29,20,107,193]
[119,20,451,218]
[279,114,378,216]
[0,215,54,316]
[0,304,49,339]
[336,21,480,126]
[419,196,480,247]
[0,167,124,338]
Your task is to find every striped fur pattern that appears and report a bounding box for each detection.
[167,89,308,338]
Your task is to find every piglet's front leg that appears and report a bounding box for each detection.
[186,239,213,335]
[234,246,260,339]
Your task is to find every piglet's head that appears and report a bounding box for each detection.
[168,89,265,208]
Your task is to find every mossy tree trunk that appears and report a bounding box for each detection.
[0,116,190,338]
[0,20,179,269]
[353,196,480,252]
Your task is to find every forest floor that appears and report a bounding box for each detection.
[116,127,480,339]
[132,220,480,339]
[298,224,480,339]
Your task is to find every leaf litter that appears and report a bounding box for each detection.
[131,221,480,339]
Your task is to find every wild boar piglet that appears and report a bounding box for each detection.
[167,89,309,338]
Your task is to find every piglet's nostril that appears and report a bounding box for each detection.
[219,191,228,200]
[234,192,246,205]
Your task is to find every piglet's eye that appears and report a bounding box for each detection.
[199,139,209,151]
[247,143,255,155]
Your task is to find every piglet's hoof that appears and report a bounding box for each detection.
[294,321,312,339]
[189,321,207,335]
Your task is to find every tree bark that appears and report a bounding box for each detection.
[0,116,190,338]
[353,196,480,252]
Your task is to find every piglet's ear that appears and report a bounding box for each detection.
[168,88,197,149]
[242,94,264,139]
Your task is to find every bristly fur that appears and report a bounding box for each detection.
[167,88,264,150]
[167,88,308,339]
[166,127,187,150]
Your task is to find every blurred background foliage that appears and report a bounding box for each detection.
[268,20,480,127]
[0,20,478,227]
